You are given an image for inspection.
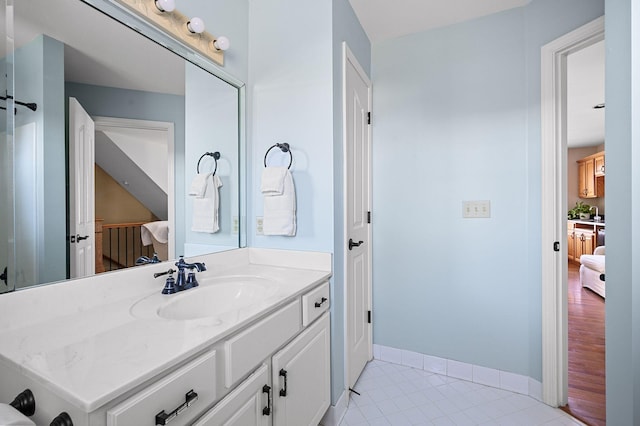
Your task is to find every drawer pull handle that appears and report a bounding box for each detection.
[155,390,198,425]
[262,385,272,416]
[279,369,288,397]
[315,297,328,308]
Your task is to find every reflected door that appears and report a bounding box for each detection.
[69,97,95,278]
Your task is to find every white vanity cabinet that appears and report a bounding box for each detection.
[271,311,330,426]
[193,364,270,426]
[194,285,331,426]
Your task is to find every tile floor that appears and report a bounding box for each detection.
[339,360,584,426]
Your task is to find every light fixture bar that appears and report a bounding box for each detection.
[113,0,225,66]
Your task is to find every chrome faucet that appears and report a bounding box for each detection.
[591,206,602,222]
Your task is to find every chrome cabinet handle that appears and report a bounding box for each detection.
[155,390,198,425]
[348,239,364,250]
[315,297,328,308]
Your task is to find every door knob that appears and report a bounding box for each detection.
[348,239,364,250]
[76,234,90,241]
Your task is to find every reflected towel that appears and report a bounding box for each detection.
[189,173,212,198]
[263,169,296,236]
[261,166,288,195]
[141,221,169,246]
[192,174,223,233]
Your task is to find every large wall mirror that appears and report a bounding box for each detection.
[0,0,245,294]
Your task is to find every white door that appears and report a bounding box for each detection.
[68,97,95,278]
[193,364,270,426]
[344,43,372,391]
[271,313,330,426]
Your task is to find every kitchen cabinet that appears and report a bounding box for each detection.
[594,154,605,177]
[568,221,600,262]
[567,229,575,261]
[577,151,605,199]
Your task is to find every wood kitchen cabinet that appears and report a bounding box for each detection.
[577,151,605,199]
[567,229,575,261]
[574,229,595,260]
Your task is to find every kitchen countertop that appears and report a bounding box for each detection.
[569,219,605,226]
[0,248,331,412]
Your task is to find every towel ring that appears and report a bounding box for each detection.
[197,151,221,175]
[264,143,293,169]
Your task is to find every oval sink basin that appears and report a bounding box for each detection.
[130,276,280,321]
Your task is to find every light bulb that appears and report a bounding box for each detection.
[154,0,175,12]
[213,36,230,51]
[186,17,205,34]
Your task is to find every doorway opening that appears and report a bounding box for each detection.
[541,15,605,425]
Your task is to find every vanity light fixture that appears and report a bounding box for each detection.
[114,0,226,65]
[154,0,175,12]
[186,17,205,34]
[212,36,230,51]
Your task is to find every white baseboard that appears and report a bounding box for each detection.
[373,344,542,400]
[320,389,348,426]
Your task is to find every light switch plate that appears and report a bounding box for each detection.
[256,217,264,235]
[463,200,491,218]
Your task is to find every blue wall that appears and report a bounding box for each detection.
[371,0,603,381]
[65,82,186,252]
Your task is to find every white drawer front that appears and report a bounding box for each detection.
[107,350,216,426]
[302,282,330,327]
[224,300,301,388]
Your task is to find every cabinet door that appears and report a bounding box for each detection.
[575,231,594,259]
[271,313,330,426]
[567,230,575,260]
[193,364,270,426]
[578,161,588,198]
[594,155,605,176]
[585,160,596,197]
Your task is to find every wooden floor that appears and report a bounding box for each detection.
[560,261,606,426]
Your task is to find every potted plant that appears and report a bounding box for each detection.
[568,201,592,220]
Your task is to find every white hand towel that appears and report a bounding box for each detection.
[192,174,223,233]
[141,221,169,246]
[189,172,212,198]
[261,166,288,195]
[263,169,296,236]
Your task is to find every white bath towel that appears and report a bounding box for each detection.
[189,172,212,198]
[263,169,296,236]
[261,166,288,195]
[141,221,169,246]
[191,174,223,233]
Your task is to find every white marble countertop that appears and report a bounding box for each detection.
[0,248,331,412]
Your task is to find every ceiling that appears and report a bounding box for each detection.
[348,0,605,148]
[348,0,532,43]
[6,0,184,96]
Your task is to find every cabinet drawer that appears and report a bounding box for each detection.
[106,350,216,426]
[224,300,301,388]
[302,282,330,327]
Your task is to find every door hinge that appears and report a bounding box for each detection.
[367,310,371,324]
[553,241,560,252]
[367,211,371,224]
[367,112,371,125]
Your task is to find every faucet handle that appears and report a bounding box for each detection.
[188,262,206,272]
[154,268,176,278]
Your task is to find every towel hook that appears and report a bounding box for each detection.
[264,143,293,169]
[197,151,220,175]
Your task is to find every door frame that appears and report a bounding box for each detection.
[540,16,604,406]
[342,41,373,395]
[92,116,175,259]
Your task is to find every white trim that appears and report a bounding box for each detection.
[540,16,604,407]
[342,41,373,398]
[373,344,541,398]
[320,390,348,426]
[92,116,176,259]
